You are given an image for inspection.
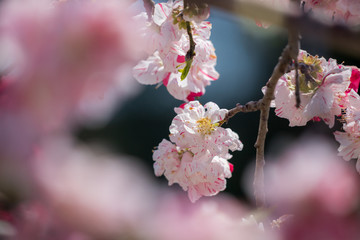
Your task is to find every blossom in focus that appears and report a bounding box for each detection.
[148,193,279,240]
[170,101,242,159]
[334,89,360,172]
[153,101,242,202]
[133,0,219,101]
[270,50,351,127]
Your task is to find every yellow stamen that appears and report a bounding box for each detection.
[196,117,218,135]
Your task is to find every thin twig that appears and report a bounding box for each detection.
[288,26,301,108]
[185,21,196,61]
[220,101,261,125]
[295,58,300,108]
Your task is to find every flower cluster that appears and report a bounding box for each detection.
[153,101,243,202]
[133,0,219,101]
[270,50,352,127]
[269,49,360,174]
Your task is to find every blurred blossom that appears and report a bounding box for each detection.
[0,0,143,172]
[265,137,359,215]
[32,136,157,238]
[4,201,92,240]
[303,0,360,26]
[260,137,360,240]
[252,0,299,28]
[0,0,141,130]
[148,193,279,240]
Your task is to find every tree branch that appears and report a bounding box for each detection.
[221,101,261,126]
[221,38,297,208]
[253,29,299,208]
[191,0,360,58]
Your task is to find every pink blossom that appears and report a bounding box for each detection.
[153,101,242,202]
[269,139,360,240]
[334,89,360,172]
[271,50,351,127]
[170,101,242,159]
[148,193,278,240]
[334,0,360,26]
[303,0,360,26]
[264,138,359,215]
[348,67,360,92]
[153,139,234,202]
[0,0,140,130]
[33,137,157,238]
[253,0,298,28]
[4,202,92,240]
[132,0,219,101]
[334,131,360,172]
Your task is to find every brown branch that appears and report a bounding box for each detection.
[143,0,155,21]
[288,26,301,108]
[219,28,299,208]
[181,0,305,208]
[219,42,296,208]
[295,58,300,108]
[191,0,360,59]
[220,101,261,126]
[252,29,299,208]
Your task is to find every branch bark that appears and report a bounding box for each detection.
[191,0,360,58]
[221,101,261,126]
[253,38,298,208]
[221,27,299,208]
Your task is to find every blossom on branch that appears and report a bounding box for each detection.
[270,50,351,127]
[153,101,242,202]
[133,0,219,101]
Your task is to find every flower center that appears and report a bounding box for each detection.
[196,117,218,135]
[298,54,323,93]
[287,54,323,94]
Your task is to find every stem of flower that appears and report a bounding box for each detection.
[185,21,196,62]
